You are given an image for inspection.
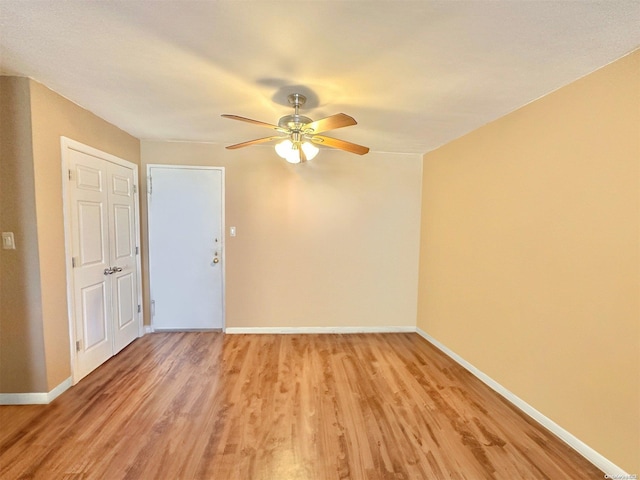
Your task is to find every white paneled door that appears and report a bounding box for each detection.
[148,166,224,330]
[65,140,141,382]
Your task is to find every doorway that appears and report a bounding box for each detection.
[62,138,143,383]
[147,165,225,330]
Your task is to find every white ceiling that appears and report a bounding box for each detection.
[1,1,639,155]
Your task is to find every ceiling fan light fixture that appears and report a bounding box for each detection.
[275,139,297,163]
[275,139,318,164]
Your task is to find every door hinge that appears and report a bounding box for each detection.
[137,304,141,313]
[76,340,82,352]
[72,257,77,268]
[68,169,72,181]
[148,176,152,195]
[135,246,139,255]
[133,184,138,194]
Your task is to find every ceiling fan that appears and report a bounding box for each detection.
[221,93,369,164]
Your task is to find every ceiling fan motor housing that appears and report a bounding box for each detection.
[278,114,313,130]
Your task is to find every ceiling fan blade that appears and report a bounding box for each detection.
[310,135,369,155]
[303,113,357,135]
[221,114,287,132]
[225,136,284,150]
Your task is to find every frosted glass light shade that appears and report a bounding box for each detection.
[275,139,319,164]
[301,142,319,161]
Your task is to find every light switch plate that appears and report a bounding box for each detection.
[2,232,16,249]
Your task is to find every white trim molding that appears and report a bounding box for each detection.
[0,377,72,405]
[415,328,631,478]
[225,326,415,335]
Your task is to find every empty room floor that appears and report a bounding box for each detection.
[0,332,603,479]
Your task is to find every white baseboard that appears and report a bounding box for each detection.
[225,326,415,334]
[415,328,630,478]
[0,377,72,405]
[144,325,154,334]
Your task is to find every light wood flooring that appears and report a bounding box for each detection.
[0,332,603,479]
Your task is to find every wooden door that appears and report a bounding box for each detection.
[107,162,140,353]
[148,166,224,330]
[68,149,113,380]
[66,141,141,382]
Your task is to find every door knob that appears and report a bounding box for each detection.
[112,266,123,272]
[104,267,114,275]
[213,257,220,264]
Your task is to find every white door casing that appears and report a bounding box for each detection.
[62,138,143,383]
[147,165,224,330]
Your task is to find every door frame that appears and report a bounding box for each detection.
[61,137,144,384]
[146,164,226,332]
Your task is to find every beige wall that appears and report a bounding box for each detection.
[0,77,47,392]
[0,77,140,393]
[141,142,422,329]
[417,50,639,473]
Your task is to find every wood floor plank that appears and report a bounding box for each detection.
[0,332,604,479]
